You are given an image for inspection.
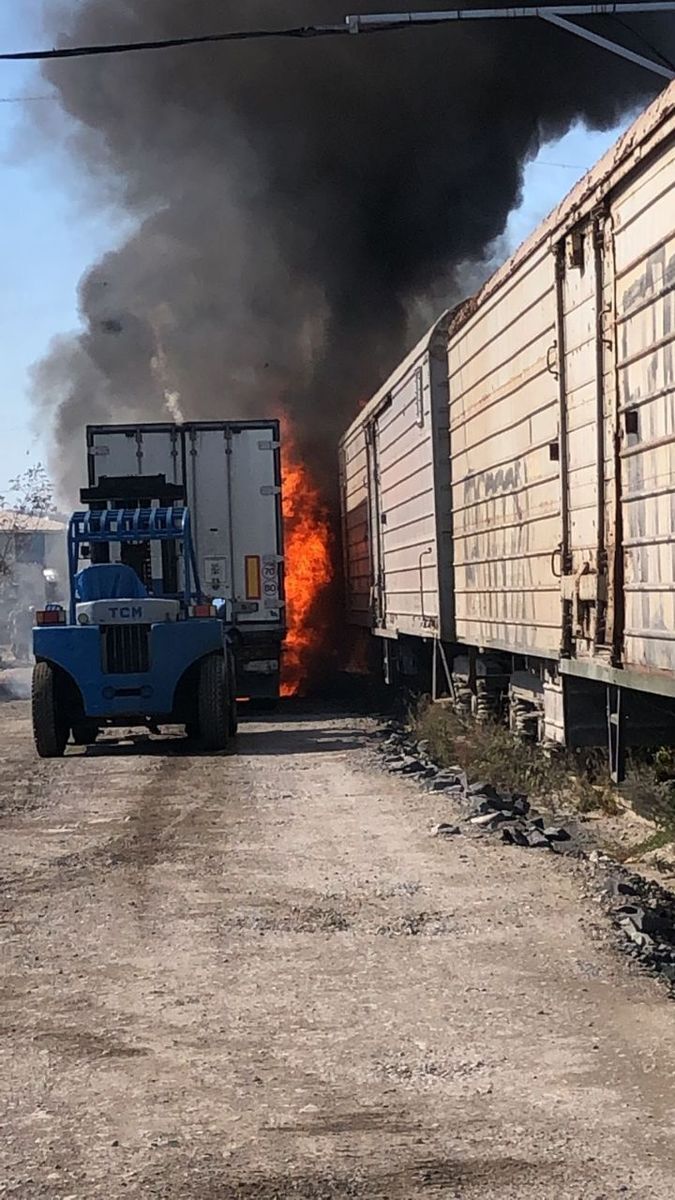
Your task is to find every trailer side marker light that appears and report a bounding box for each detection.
[245,555,262,600]
[36,609,66,626]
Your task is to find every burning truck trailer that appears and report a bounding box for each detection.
[84,421,285,700]
[31,420,285,755]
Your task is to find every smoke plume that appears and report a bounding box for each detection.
[33,1,664,499]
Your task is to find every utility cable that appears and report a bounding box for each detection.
[0,7,673,71]
[0,25,348,62]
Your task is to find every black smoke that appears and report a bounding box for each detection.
[33,1,664,499]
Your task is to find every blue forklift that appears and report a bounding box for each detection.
[31,473,237,756]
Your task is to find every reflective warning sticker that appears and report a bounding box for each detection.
[245,555,262,600]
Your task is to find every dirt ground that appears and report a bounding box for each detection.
[2,702,675,1198]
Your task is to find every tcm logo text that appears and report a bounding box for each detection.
[107,605,143,620]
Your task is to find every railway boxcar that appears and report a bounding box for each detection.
[339,312,453,684]
[341,81,675,776]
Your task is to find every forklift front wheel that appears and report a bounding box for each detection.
[198,654,233,752]
[32,661,69,759]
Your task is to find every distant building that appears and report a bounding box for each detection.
[0,510,68,610]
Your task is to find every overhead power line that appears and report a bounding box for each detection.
[0,25,346,62]
[0,5,674,78]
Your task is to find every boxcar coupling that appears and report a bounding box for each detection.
[339,80,675,780]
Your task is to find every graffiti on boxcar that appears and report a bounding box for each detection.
[621,342,675,408]
[621,245,675,322]
[462,455,536,625]
[620,243,675,430]
[463,459,522,506]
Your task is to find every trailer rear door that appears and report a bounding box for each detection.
[184,423,283,628]
[231,426,283,627]
[87,421,284,630]
[87,425,182,487]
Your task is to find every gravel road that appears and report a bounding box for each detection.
[2,701,675,1198]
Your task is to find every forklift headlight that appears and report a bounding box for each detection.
[77,613,90,625]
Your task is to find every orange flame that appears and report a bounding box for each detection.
[280,426,333,697]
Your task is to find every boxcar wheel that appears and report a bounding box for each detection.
[198,654,231,752]
[32,662,68,759]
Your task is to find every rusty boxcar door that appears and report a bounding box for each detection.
[556,216,609,658]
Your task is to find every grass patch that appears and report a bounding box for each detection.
[412,699,675,833]
[412,699,618,814]
[619,754,675,836]
[620,827,674,862]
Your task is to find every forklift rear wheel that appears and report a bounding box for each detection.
[32,662,69,759]
[71,724,99,747]
[198,654,232,752]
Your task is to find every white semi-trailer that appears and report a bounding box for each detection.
[85,420,285,703]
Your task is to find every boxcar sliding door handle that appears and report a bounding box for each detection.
[546,343,559,379]
[418,547,432,621]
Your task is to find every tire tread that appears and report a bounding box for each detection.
[32,662,68,758]
[198,654,232,752]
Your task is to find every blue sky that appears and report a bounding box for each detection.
[0,3,132,499]
[0,5,632,495]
